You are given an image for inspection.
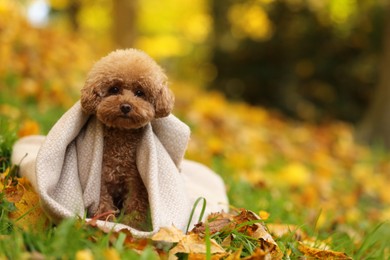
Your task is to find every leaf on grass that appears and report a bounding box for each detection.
[169,233,226,259]
[298,241,352,259]
[224,246,243,260]
[191,211,233,234]
[113,229,149,252]
[187,253,227,260]
[4,177,49,230]
[233,209,278,247]
[190,209,282,259]
[152,226,185,243]
[242,247,280,260]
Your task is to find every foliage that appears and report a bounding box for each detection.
[0,0,95,133]
[26,0,388,122]
[211,0,385,122]
[0,1,389,258]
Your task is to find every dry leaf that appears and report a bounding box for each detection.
[248,222,277,246]
[242,247,275,260]
[232,209,278,247]
[5,177,49,230]
[169,233,226,260]
[188,253,227,260]
[224,246,243,260]
[298,241,352,259]
[190,209,281,259]
[191,211,233,234]
[152,226,185,243]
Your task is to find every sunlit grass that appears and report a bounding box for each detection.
[1,127,389,259]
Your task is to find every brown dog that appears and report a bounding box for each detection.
[80,49,174,230]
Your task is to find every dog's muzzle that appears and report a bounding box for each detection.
[120,104,132,114]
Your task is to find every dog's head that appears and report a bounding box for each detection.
[80,49,174,129]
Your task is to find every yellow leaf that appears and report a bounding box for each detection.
[151,226,185,243]
[75,249,94,260]
[279,162,311,187]
[6,177,49,231]
[224,246,242,260]
[18,120,40,137]
[298,241,352,259]
[169,233,226,259]
[188,253,226,260]
[258,210,270,220]
[242,247,281,260]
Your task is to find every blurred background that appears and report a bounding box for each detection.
[1,0,390,146]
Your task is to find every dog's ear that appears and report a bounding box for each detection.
[154,84,174,118]
[80,83,102,114]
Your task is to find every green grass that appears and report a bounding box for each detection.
[0,216,160,259]
[0,116,17,172]
[1,115,389,259]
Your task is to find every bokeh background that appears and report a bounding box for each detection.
[1,0,390,257]
[2,0,390,144]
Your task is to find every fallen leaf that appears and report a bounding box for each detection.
[169,233,226,260]
[190,209,281,259]
[188,253,227,260]
[224,246,243,260]
[242,247,277,260]
[298,241,352,259]
[232,209,278,247]
[152,226,185,243]
[5,177,49,230]
[191,211,233,234]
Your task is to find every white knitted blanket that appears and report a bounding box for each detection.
[12,101,228,237]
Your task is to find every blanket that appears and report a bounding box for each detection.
[11,101,228,237]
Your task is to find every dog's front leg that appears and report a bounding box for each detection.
[121,182,151,230]
[94,184,117,221]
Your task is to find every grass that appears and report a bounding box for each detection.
[1,103,389,259]
[0,117,16,173]
[0,216,160,259]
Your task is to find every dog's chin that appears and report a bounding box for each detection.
[99,115,150,130]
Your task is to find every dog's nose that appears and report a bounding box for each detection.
[120,104,132,114]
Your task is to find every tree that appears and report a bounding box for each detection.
[358,2,390,148]
[210,0,382,122]
[112,0,138,48]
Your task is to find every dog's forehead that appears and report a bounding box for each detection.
[90,53,163,84]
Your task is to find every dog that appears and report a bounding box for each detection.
[80,49,174,230]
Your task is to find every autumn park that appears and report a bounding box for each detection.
[1,0,390,259]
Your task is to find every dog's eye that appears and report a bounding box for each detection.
[108,86,120,95]
[135,90,145,97]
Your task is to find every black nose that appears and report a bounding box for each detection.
[120,104,132,114]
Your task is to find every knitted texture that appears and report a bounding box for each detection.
[36,101,192,237]
[12,101,229,238]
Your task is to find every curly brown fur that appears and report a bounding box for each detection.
[80,49,174,230]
